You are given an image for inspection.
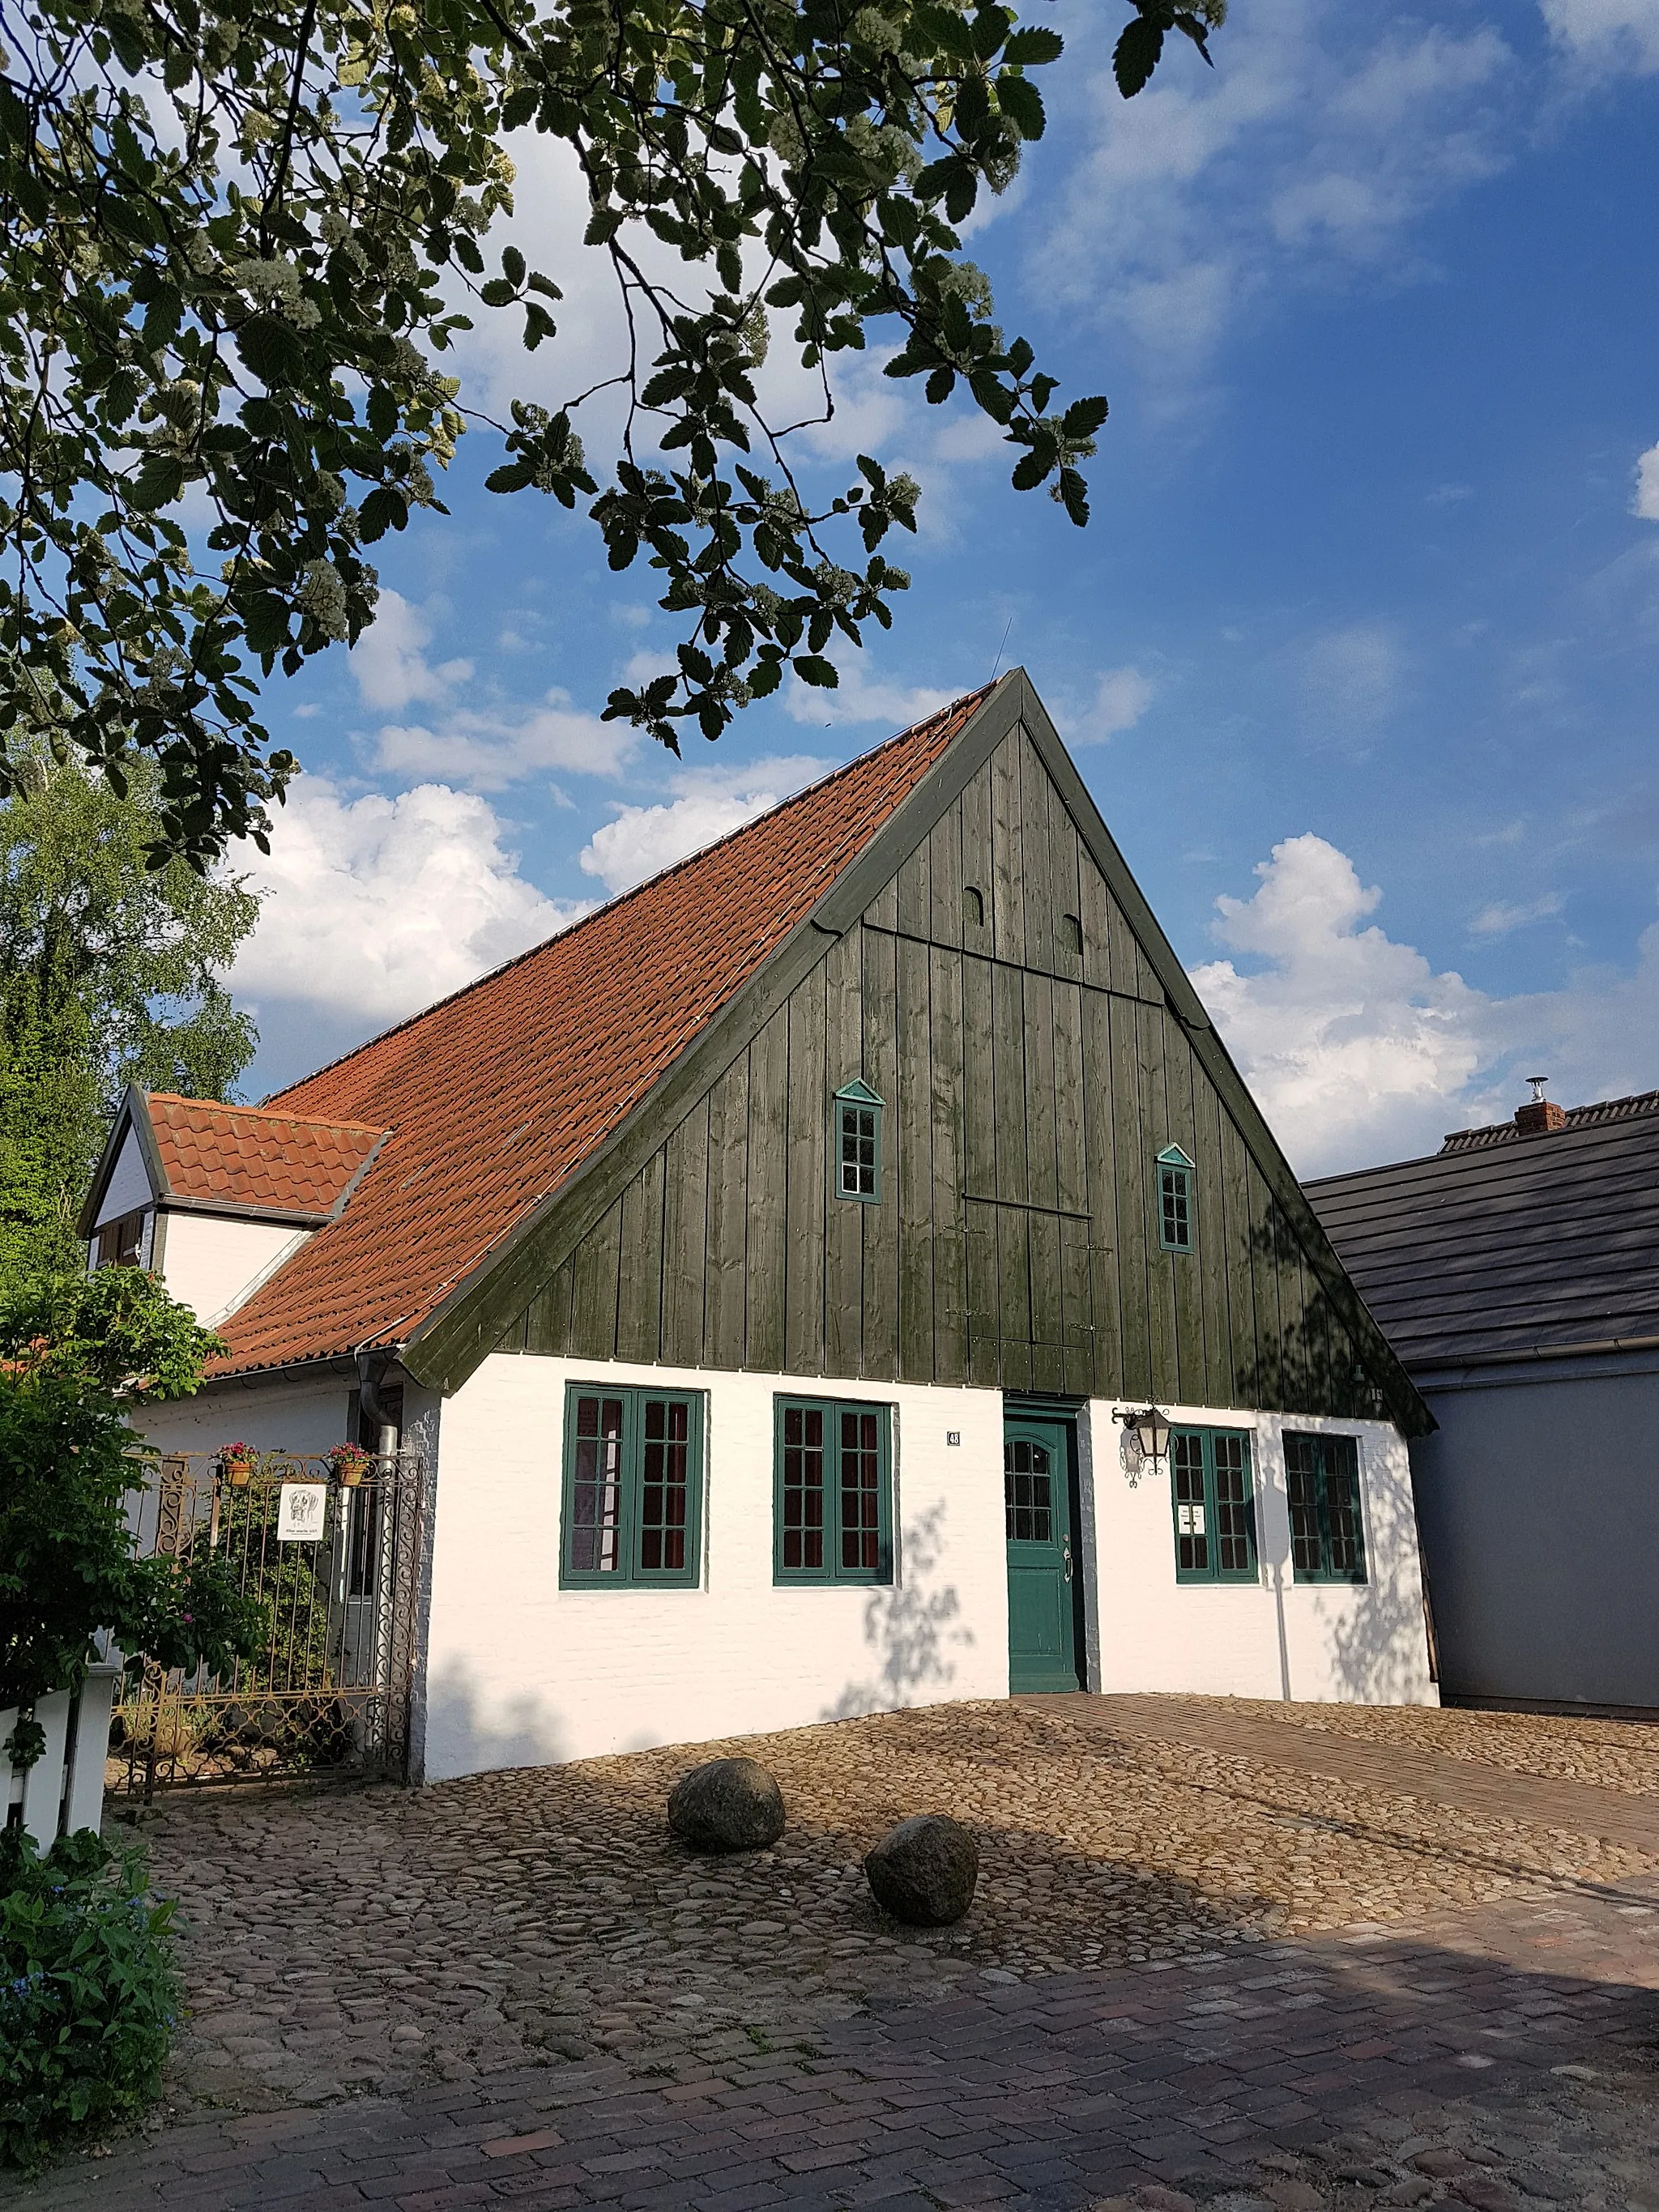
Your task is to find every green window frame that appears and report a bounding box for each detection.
[560,1383,705,1589]
[834,1079,884,1204]
[1157,1144,1194,1252]
[1285,1432,1367,1583]
[774,1397,893,1583]
[1170,1427,1257,1583]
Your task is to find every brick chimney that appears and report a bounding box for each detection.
[1515,1076,1567,1136]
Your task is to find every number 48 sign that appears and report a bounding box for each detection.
[276,1482,328,1542]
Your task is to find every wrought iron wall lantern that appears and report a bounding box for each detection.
[1120,1405,1172,1466]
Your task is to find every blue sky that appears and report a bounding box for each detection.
[229,0,1659,1175]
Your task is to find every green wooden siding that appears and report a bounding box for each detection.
[493,723,1386,1421]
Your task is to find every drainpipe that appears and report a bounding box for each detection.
[356,1349,400,1460]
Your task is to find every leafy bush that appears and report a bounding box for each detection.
[0,1828,179,2174]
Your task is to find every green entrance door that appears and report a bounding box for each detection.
[1004,1413,1083,1693]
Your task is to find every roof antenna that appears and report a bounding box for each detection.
[989,612,1014,683]
[1526,1074,1549,1103]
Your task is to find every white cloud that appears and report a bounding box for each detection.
[1061,665,1155,745]
[1192,835,1498,1174]
[349,590,474,713]
[1046,1,1513,374]
[371,688,632,791]
[1541,0,1659,73]
[578,754,830,894]
[1633,440,1659,520]
[1191,833,1659,1174]
[1469,891,1564,938]
[234,778,591,1025]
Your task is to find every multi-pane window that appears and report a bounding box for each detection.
[1004,1436,1054,1541]
[774,1398,892,1583]
[834,1080,884,1202]
[1157,1145,1194,1253]
[1285,1433,1367,1583]
[561,1385,703,1588]
[1171,1428,1257,1583]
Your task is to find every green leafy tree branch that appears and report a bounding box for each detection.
[0,0,1225,864]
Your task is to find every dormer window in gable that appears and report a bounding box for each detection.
[1157,1144,1195,1254]
[834,1078,884,1203]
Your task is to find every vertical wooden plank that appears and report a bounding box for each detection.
[1019,729,1054,977]
[823,927,864,1378]
[961,761,996,956]
[498,1306,529,1353]
[1164,1030,1204,1409]
[1023,971,1059,1211]
[704,1058,749,1370]
[1048,793,1084,987]
[1107,885,1138,1000]
[1138,1001,1179,1404]
[745,1009,789,1375]
[784,963,827,1378]
[1246,1161,1286,1413]
[616,1151,666,1364]
[864,872,898,931]
[990,728,1026,968]
[1053,978,1092,1388]
[1078,850,1111,994]
[897,932,934,1380]
[929,944,968,1386]
[928,803,963,949]
[1081,988,1123,1400]
[661,1098,709,1367]
[962,951,999,1379]
[896,838,930,941]
[570,1200,623,1359]
[991,960,1028,1204]
[1107,991,1147,1399]
[1189,1065,1231,1409]
[1028,1213,1063,1350]
[1219,1114,1260,1410]
[862,921,902,1381]
[527,1261,574,1356]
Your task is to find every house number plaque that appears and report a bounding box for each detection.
[276,1483,328,1542]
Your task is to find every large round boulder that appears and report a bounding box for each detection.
[667,1757,787,1852]
[864,1814,979,1925]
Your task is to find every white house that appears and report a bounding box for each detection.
[87,673,1437,1784]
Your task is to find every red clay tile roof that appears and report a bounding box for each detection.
[146,1095,388,1221]
[210,688,989,1377]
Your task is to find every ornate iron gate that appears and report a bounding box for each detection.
[111,1449,424,1799]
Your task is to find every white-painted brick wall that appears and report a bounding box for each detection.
[423,1355,1010,1779]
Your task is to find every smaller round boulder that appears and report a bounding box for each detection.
[864,1814,979,1926]
[667,1757,787,1852]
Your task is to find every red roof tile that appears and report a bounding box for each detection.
[147,1095,388,1218]
[211,689,989,1377]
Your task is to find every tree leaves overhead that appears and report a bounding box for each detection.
[0,1,1224,865]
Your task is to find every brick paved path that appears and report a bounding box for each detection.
[13,1868,1659,2209]
[1046,1698,1659,1856]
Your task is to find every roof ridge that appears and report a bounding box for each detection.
[1441,1085,1659,1153]
[147,1091,389,1135]
[260,685,991,1111]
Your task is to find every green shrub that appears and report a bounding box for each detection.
[0,1827,179,2174]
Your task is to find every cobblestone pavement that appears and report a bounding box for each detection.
[98,1700,1659,2110]
[12,1858,1659,2210]
[10,1697,1659,2208]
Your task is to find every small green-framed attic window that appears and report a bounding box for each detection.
[834,1078,884,1202]
[1156,1144,1194,1253]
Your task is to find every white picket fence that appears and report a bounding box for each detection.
[2,1664,122,1848]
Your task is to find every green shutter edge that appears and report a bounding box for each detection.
[399,670,1431,1441]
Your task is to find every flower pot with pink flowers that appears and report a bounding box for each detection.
[220,1442,256,1487]
[328,1443,373,1489]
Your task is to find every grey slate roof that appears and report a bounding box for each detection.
[1303,1090,1659,1370]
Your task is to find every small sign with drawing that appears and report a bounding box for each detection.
[277,1483,328,1542]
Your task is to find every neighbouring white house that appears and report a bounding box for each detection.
[85,673,1437,1784]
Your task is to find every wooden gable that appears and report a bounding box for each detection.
[467,684,1421,1430]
